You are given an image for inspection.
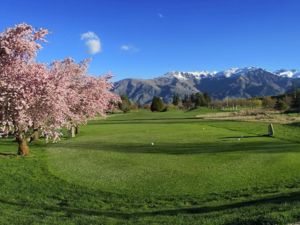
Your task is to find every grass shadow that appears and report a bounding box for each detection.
[288,122,300,127]
[1,191,300,219]
[0,152,16,157]
[220,134,270,139]
[49,140,300,155]
[89,119,205,126]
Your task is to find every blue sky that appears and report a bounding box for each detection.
[1,0,300,80]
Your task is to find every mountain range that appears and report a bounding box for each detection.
[113,67,300,104]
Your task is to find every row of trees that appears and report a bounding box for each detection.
[172,92,300,112]
[149,92,212,112]
[179,93,211,109]
[120,90,300,113]
[195,95,298,111]
[0,24,119,155]
[271,91,300,112]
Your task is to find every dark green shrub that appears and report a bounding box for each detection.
[150,96,165,112]
[172,94,181,106]
[274,99,288,111]
[118,95,131,113]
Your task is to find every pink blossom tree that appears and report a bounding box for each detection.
[0,24,50,155]
[0,23,119,155]
[49,58,119,137]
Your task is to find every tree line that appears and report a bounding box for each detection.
[118,90,300,113]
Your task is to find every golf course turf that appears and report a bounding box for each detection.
[1,109,300,225]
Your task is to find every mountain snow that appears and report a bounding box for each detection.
[164,71,217,80]
[215,68,240,78]
[165,67,300,81]
[274,69,300,78]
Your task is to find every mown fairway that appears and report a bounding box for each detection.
[1,109,300,224]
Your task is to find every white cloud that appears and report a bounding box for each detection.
[81,31,101,55]
[120,44,139,52]
[121,45,130,51]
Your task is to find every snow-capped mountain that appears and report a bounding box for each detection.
[164,71,217,80]
[114,67,300,104]
[165,67,299,81]
[274,69,300,78]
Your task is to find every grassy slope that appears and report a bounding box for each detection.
[1,109,300,224]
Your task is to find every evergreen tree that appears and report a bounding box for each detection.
[203,92,211,105]
[172,94,180,106]
[193,93,207,107]
[150,96,165,112]
[292,90,300,112]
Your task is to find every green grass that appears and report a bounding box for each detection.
[1,108,300,224]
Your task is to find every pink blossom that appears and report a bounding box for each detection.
[0,23,120,150]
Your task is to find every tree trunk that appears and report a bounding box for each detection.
[29,128,39,143]
[75,126,79,135]
[3,125,9,138]
[69,126,76,138]
[17,135,29,156]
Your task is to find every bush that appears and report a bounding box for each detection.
[262,96,276,108]
[130,103,139,111]
[143,104,151,110]
[150,96,165,112]
[118,95,131,113]
[166,104,180,111]
[274,99,288,111]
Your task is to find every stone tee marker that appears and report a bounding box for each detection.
[268,123,274,137]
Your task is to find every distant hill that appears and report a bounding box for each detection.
[113,67,300,104]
